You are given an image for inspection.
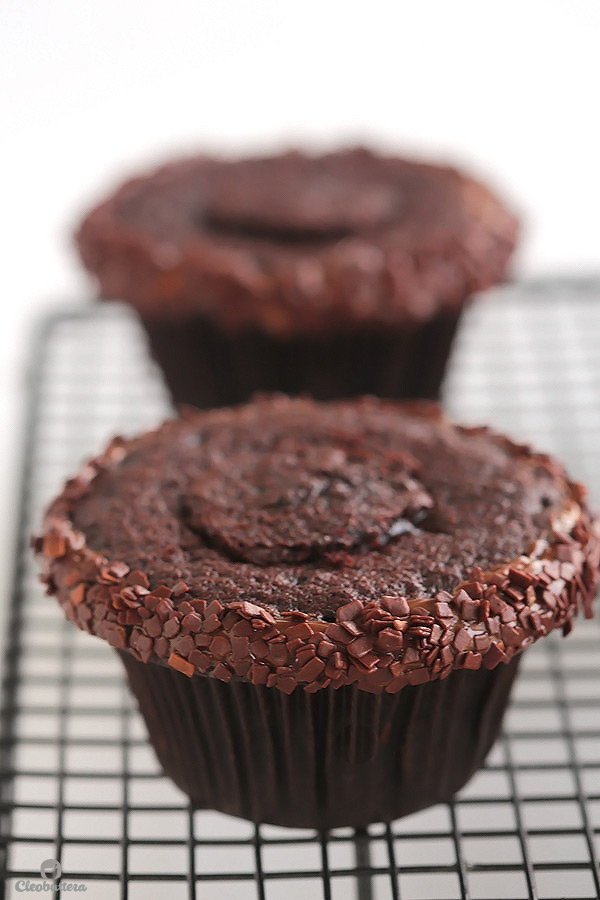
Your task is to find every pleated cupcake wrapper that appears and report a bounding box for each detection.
[140,309,462,409]
[118,650,520,829]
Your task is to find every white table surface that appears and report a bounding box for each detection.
[1,0,599,661]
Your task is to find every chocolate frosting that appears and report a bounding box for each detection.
[34,397,600,694]
[202,156,404,238]
[75,148,519,336]
[181,437,433,565]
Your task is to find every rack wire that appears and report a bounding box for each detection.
[2,278,600,900]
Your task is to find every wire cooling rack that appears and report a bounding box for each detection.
[2,278,600,900]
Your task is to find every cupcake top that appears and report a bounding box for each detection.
[75,148,519,336]
[35,396,599,694]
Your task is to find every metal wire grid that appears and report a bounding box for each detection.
[1,278,600,900]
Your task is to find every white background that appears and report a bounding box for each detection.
[0,0,599,649]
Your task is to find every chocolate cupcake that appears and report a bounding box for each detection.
[75,148,519,406]
[33,396,598,828]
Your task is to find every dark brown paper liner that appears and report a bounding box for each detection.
[140,308,462,408]
[119,649,520,829]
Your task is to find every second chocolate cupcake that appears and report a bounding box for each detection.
[34,397,599,828]
[76,148,519,406]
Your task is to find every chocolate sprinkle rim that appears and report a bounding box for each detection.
[33,416,600,695]
[74,148,519,337]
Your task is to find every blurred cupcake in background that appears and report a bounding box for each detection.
[76,147,519,407]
